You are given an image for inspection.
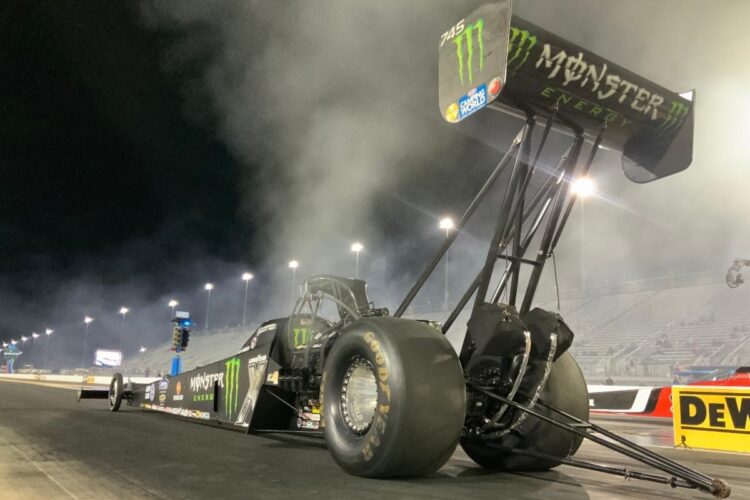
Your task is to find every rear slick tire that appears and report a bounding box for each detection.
[322,317,465,478]
[461,352,588,471]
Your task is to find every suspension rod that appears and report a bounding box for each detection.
[394,127,525,318]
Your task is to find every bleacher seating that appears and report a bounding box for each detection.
[120,275,750,381]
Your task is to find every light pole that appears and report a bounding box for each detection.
[31,332,39,367]
[242,273,254,326]
[119,307,129,331]
[21,336,28,364]
[571,178,596,296]
[82,317,93,369]
[168,299,178,320]
[439,217,455,308]
[204,283,214,331]
[350,242,364,279]
[288,260,299,308]
[45,329,53,370]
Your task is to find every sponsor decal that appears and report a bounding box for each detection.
[534,36,666,122]
[145,384,154,402]
[190,371,224,392]
[235,354,269,425]
[297,418,320,430]
[142,404,210,420]
[257,323,277,334]
[225,357,241,418]
[660,100,690,131]
[266,370,279,385]
[159,379,169,391]
[361,331,391,462]
[458,84,488,120]
[176,381,182,395]
[447,18,484,86]
[293,327,311,349]
[445,103,459,123]
[193,393,214,402]
[172,394,184,401]
[488,77,502,98]
[672,386,750,453]
[507,27,537,73]
[159,393,166,404]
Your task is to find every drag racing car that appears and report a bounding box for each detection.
[80,2,731,496]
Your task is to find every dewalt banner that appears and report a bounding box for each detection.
[672,386,750,453]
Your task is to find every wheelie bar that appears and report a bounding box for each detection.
[469,384,731,498]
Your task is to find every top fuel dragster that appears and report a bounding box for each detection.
[80,2,731,496]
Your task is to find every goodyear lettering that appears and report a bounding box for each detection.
[360,331,392,462]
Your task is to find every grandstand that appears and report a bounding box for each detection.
[120,272,750,383]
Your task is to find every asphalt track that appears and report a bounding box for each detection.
[0,380,748,500]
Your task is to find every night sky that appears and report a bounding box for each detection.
[0,0,491,355]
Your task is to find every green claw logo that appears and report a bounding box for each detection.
[660,100,689,131]
[454,19,484,85]
[507,27,537,73]
[293,327,310,349]
[225,357,240,417]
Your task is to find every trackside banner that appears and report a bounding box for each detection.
[672,386,750,453]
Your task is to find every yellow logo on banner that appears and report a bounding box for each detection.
[672,385,750,453]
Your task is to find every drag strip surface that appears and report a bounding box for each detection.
[0,381,747,499]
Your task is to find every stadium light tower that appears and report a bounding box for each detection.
[571,177,597,295]
[82,316,94,368]
[119,306,129,327]
[168,299,178,320]
[351,242,364,278]
[288,260,299,307]
[439,217,455,308]
[204,283,214,331]
[45,328,53,369]
[31,332,39,366]
[241,272,254,326]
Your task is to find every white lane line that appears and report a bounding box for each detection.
[0,432,80,499]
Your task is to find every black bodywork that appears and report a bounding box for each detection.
[80,2,731,496]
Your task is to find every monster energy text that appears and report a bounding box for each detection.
[225,357,240,417]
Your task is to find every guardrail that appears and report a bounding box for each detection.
[0,373,158,385]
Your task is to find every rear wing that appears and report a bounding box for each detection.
[438,1,694,183]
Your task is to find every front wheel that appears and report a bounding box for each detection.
[109,373,124,412]
[322,317,465,478]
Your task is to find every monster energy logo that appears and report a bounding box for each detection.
[507,27,537,73]
[225,357,240,417]
[454,19,484,85]
[660,100,689,131]
[293,327,310,349]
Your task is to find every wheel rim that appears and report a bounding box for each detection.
[109,378,119,406]
[340,356,378,435]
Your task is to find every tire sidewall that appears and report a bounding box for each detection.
[322,324,406,474]
[109,373,123,412]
